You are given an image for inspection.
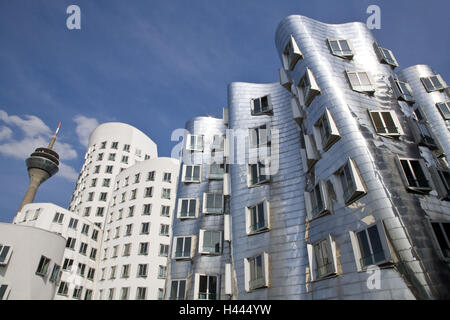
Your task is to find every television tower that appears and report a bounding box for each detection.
[17,122,61,212]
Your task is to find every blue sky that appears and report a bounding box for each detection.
[0,0,448,223]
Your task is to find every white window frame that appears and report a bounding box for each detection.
[250,95,273,115]
[35,255,51,277]
[395,156,432,193]
[436,101,450,120]
[429,166,450,201]
[245,200,270,235]
[307,235,338,281]
[207,162,225,180]
[52,212,64,224]
[368,109,403,137]
[249,124,271,149]
[0,245,13,266]
[247,162,270,187]
[137,264,148,278]
[244,252,270,292]
[0,284,11,300]
[202,193,224,215]
[282,34,303,70]
[420,75,447,92]
[173,235,196,260]
[194,273,220,300]
[300,134,319,172]
[198,230,223,255]
[426,219,450,261]
[186,134,204,152]
[181,164,202,183]
[170,279,187,300]
[349,220,393,271]
[304,180,331,221]
[327,39,354,59]
[346,71,375,93]
[390,77,415,103]
[313,108,341,152]
[374,43,398,67]
[407,117,438,150]
[177,198,199,219]
[333,158,367,205]
[297,68,321,107]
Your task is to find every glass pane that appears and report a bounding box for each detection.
[261,96,269,111]
[367,225,386,263]
[175,238,184,257]
[423,77,434,91]
[430,76,443,90]
[432,223,450,258]
[357,230,372,267]
[411,160,429,188]
[0,246,9,262]
[371,112,385,133]
[193,166,200,180]
[437,103,450,119]
[339,40,351,54]
[330,40,340,53]
[184,237,191,256]
[199,275,207,293]
[179,281,186,299]
[185,166,192,180]
[358,72,371,86]
[253,99,261,114]
[381,112,397,134]
[400,160,417,187]
[347,72,359,86]
[208,276,217,299]
[188,200,196,215]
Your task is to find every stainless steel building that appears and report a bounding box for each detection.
[167,14,450,300]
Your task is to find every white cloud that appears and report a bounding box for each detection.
[73,115,99,147]
[0,126,12,140]
[58,162,79,181]
[0,110,51,137]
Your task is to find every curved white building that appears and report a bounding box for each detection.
[0,222,66,300]
[95,157,180,300]
[69,122,158,229]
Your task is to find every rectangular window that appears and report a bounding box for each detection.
[77,263,86,277]
[136,287,147,300]
[327,39,353,58]
[137,264,148,278]
[369,110,403,136]
[134,173,140,184]
[66,237,76,250]
[125,224,133,236]
[147,171,155,181]
[160,224,170,236]
[68,218,78,230]
[421,75,446,92]
[0,245,12,265]
[120,287,129,300]
[282,34,302,70]
[121,155,129,164]
[182,165,202,183]
[79,242,88,255]
[429,167,450,201]
[202,193,224,214]
[298,68,321,107]
[89,248,97,260]
[110,266,116,279]
[141,222,150,235]
[430,221,450,260]
[300,134,319,172]
[392,78,414,102]
[247,162,269,187]
[304,180,331,220]
[81,224,90,235]
[335,158,367,205]
[178,198,198,219]
[87,268,95,280]
[374,43,398,67]
[199,230,222,255]
[111,142,118,149]
[57,281,69,296]
[105,165,113,174]
[122,264,130,278]
[163,172,172,182]
[246,201,270,235]
[170,280,186,300]
[161,205,170,217]
[162,188,171,199]
[123,243,131,257]
[207,163,225,180]
[142,204,152,215]
[196,274,218,300]
[73,286,83,299]
[211,134,224,151]
[158,288,164,300]
[314,108,340,151]
[35,256,51,276]
[123,144,130,152]
[158,265,167,279]
[91,229,99,241]
[186,134,204,151]
[349,221,392,271]
[139,242,149,255]
[251,95,272,115]
[396,157,431,192]
[313,238,336,279]
[174,236,193,259]
[245,253,270,291]
[436,101,450,120]
[84,207,91,217]
[346,71,375,93]
[49,264,60,283]
[96,207,105,217]
[62,258,73,271]
[249,124,270,149]
[52,212,64,224]
[159,244,169,257]
[108,153,116,161]
[84,289,93,300]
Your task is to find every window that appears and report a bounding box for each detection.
[121,155,129,164]
[73,286,83,299]
[247,162,269,187]
[211,134,224,151]
[143,187,153,198]
[52,212,64,224]
[158,289,164,300]
[84,289,93,300]
[160,224,169,236]
[96,207,105,217]
[174,236,194,259]
[327,39,353,58]
[81,224,89,236]
[182,165,202,183]
[103,178,110,187]
[195,274,218,300]
[207,163,225,180]
[87,268,95,281]
[101,141,107,149]
[391,78,414,103]
[158,265,167,279]
[334,158,367,205]
[110,266,116,279]
[84,207,91,217]
[307,236,338,281]
[436,101,450,120]
[314,109,340,151]
[120,287,129,300]
[141,222,150,235]
[245,253,270,291]
[245,200,270,235]
[396,157,431,193]
[421,75,446,92]
[163,172,172,182]
[147,171,155,181]
[304,180,331,220]
[123,144,130,152]
[111,141,118,149]
[346,71,375,93]
[202,193,224,214]
[349,221,393,270]
[170,280,186,300]
[368,110,403,136]
[429,167,450,201]
[139,242,149,255]
[94,165,100,174]
[91,229,99,241]
[108,153,116,161]
[36,256,51,276]
[178,198,198,218]
[136,287,147,300]
[374,43,398,67]
[0,285,10,300]
[103,248,108,260]
[122,264,130,278]
[112,245,119,257]
[97,153,103,161]
[249,124,271,149]
[66,237,76,250]
[125,224,133,236]
[49,264,60,283]
[130,189,137,200]
[162,188,171,199]
[124,177,129,186]
[62,258,73,271]
[429,221,450,260]
[251,95,273,115]
[123,243,131,256]
[199,230,222,255]
[68,218,78,230]
[159,244,169,257]
[114,227,120,238]
[135,148,142,157]
[79,242,88,255]
[282,34,302,70]
[300,134,319,172]
[297,68,321,107]
[0,245,12,265]
[77,263,86,277]
[105,165,113,174]
[137,264,148,278]
[186,134,204,151]
[57,281,69,296]
[161,205,171,217]
[142,204,152,215]
[134,173,140,184]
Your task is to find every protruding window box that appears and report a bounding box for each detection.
[300,134,319,172]
[429,167,450,201]
[368,109,404,137]
[291,97,304,126]
[436,101,450,120]
[282,34,303,71]
[313,108,341,152]
[279,68,292,92]
[346,71,375,94]
[202,193,224,215]
[297,68,321,107]
[199,230,222,255]
[407,118,439,150]
[396,157,432,194]
[177,198,199,219]
[420,75,447,92]
[245,200,270,235]
[327,39,354,59]
[334,158,367,205]
[304,180,331,221]
[390,77,415,103]
[244,253,270,292]
[307,235,338,281]
[374,42,398,68]
[173,236,196,260]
